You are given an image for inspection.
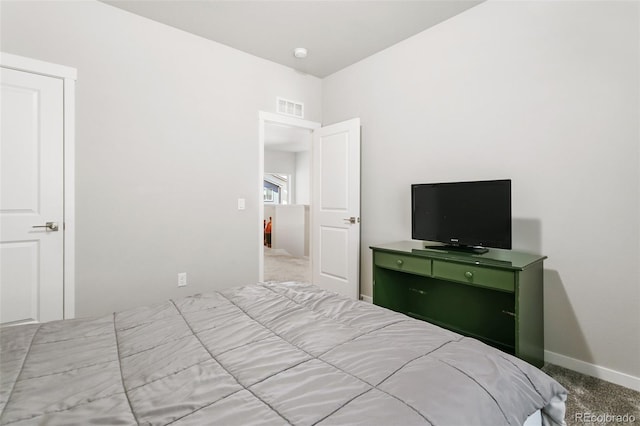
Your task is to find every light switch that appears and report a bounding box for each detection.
[237,198,246,210]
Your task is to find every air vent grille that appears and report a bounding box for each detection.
[277,97,304,118]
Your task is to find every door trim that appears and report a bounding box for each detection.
[1,52,77,319]
[258,111,320,282]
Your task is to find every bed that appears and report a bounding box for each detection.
[0,281,567,426]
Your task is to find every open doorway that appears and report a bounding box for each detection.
[258,112,320,283]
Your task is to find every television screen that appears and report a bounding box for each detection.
[411,179,512,250]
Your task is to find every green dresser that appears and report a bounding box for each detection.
[371,241,546,367]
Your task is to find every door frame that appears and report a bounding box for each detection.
[1,52,77,319]
[258,111,320,281]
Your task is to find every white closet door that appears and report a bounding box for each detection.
[1,67,65,324]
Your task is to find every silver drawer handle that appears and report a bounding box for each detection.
[32,222,59,231]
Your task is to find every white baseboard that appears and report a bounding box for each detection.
[360,294,372,303]
[545,350,640,392]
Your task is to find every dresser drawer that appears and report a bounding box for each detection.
[432,260,515,292]
[374,252,431,276]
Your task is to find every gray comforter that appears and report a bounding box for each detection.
[1,281,567,426]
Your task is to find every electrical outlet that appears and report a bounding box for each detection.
[178,272,187,287]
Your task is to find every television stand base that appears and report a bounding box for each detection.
[371,241,547,367]
[416,244,489,255]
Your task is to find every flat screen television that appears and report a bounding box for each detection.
[411,179,512,253]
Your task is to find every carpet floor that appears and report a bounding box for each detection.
[263,247,311,283]
[264,249,640,426]
[542,364,639,426]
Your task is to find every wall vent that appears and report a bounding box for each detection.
[277,97,304,118]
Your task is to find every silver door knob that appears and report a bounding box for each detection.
[32,222,59,231]
[343,217,359,224]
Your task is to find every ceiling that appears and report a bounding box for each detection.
[102,0,483,78]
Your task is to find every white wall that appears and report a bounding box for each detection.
[268,205,307,258]
[277,205,307,258]
[323,1,639,381]
[0,0,322,317]
[295,150,311,205]
[264,150,296,176]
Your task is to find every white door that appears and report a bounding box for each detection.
[312,118,360,299]
[1,67,65,324]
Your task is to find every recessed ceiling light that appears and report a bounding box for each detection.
[293,48,308,59]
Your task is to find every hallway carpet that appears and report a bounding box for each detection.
[263,247,311,283]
